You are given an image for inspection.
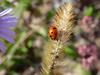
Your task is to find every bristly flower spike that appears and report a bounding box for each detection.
[53,3,76,45]
[41,2,77,75]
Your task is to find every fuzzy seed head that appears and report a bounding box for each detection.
[41,2,77,75]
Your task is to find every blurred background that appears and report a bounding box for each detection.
[0,0,100,75]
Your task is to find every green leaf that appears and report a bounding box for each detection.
[84,6,95,16]
[20,47,27,53]
[64,46,78,59]
[27,40,33,48]
[46,10,55,20]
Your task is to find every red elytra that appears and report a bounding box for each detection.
[48,25,58,40]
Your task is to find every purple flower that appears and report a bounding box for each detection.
[80,16,93,33]
[77,44,98,70]
[0,8,17,53]
[80,16,98,33]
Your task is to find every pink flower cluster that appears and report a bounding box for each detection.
[80,16,97,33]
[77,44,98,70]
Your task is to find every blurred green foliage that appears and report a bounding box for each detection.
[84,6,95,16]
[64,46,78,59]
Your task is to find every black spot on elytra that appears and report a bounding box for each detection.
[53,27,56,29]
[50,35,52,37]
[51,32,53,33]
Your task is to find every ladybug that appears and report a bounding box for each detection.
[48,25,58,40]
